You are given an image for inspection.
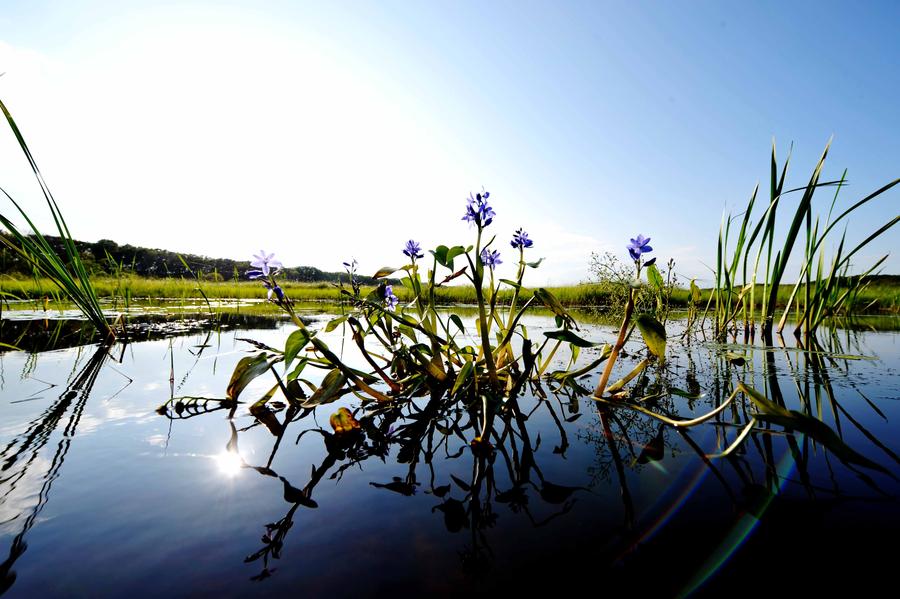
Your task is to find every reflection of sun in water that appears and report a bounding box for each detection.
[214,450,243,477]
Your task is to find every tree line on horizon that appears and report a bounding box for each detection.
[0,234,387,285]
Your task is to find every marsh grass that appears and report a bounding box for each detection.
[709,141,899,339]
[0,98,114,338]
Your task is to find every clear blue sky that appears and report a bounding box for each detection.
[1,0,898,284]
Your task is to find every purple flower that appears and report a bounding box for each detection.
[462,189,495,228]
[250,250,283,276]
[480,248,502,269]
[510,228,533,249]
[627,235,653,261]
[402,240,424,260]
[263,281,285,302]
[384,284,399,312]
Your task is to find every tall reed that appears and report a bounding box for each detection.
[712,141,898,339]
[0,98,114,339]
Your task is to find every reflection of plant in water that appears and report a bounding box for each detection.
[0,346,119,595]
[151,193,895,587]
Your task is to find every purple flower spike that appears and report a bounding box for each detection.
[462,189,495,228]
[510,228,534,249]
[627,235,653,261]
[250,250,283,276]
[384,284,399,312]
[480,248,502,269]
[402,240,424,260]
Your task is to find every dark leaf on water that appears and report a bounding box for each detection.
[280,476,318,508]
[539,481,582,504]
[370,477,419,496]
[431,484,451,498]
[636,425,666,464]
[725,351,746,366]
[543,329,600,348]
[432,498,468,533]
[450,474,471,492]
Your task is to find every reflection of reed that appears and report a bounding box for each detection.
[0,346,108,596]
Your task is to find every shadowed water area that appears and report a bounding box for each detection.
[0,308,897,597]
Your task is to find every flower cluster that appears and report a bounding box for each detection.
[480,248,502,269]
[510,228,533,249]
[384,284,399,312]
[402,240,424,260]
[247,250,282,279]
[246,251,288,304]
[462,190,495,228]
[627,235,653,261]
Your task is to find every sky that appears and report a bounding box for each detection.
[0,0,898,285]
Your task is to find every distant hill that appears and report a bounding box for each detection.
[0,235,385,284]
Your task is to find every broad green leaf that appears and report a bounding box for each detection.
[451,360,474,395]
[373,266,397,279]
[690,279,702,303]
[647,264,664,291]
[635,313,667,358]
[449,314,466,334]
[397,324,418,343]
[430,245,468,270]
[324,314,348,333]
[499,278,523,290]
[302,368,348,407]
[284,329,311,373]
[534,288,577,329]
[543,329,599,348]
[227,353,272,400]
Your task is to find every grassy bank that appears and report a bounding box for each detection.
[2,275,898,312]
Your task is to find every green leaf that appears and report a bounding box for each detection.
[635,313,667,358]
[449,314,466,334]
[227,353,272,400]
[284,329,311,373]
[430,245,468,270]
[451,360,474,395]
[543,329,599,348]
[499,278,523,290]
[302,368,348,407]
[647,264,664,291]
[526,258,544,269]
[534,288,577,329]
[324,314,348,332]
[690,279,702,303]
[373,266,398,279]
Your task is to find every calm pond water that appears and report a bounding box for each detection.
[0,308,898,597]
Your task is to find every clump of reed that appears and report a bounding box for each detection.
[708,141,898,339]
[0,98,115,339]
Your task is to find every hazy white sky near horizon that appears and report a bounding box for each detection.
[1,0,898,284]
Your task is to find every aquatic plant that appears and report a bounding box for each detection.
[708,141,899,339]
[0,98,114,339]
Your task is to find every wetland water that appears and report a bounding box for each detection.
[0,307,898,597]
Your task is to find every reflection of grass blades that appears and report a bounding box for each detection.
[0,98,113,338]
[593,386,739,428]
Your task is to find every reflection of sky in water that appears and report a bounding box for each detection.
[0,314,896,596]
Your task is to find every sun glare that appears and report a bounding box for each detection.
[214,450,243,478]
